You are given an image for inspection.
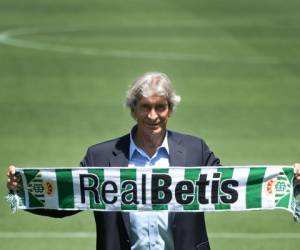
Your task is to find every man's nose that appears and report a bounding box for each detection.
[148,108,158,120]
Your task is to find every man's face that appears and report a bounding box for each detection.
[133,95,171,136]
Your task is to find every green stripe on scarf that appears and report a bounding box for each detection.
[56,169,74,208]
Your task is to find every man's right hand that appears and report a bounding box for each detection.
[6,165,19,191]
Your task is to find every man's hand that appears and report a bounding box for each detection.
[6,165,19,191]
[294,163,300,184]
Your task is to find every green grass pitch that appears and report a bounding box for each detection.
[1,0,300,249]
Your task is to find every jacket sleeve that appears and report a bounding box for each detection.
[202,140,221,166]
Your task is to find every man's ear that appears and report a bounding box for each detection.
[168,105,173,118]
[131,109,137,120]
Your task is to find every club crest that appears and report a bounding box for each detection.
[264,172,291,204]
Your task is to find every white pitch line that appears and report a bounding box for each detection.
[0,27,289,64]
[0,34,218,62]
[208,233,300,239]
[0,232,96,238]
[0,232,300,239]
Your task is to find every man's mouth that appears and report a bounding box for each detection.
[146,123,160,128]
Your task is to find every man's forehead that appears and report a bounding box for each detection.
[138,95,168,105]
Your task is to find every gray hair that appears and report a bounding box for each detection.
[125,72,181,112]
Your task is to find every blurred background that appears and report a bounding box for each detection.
[1,0,300,249]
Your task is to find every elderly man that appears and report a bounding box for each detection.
[7,72,300,250]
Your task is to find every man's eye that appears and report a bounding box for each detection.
[156,105,166,111]
[141,105,150,110]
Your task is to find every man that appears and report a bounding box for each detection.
[7,72,300,250]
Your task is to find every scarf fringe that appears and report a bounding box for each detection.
[293,184,300,222]
[293,201,300,222]
[5,192,20,214]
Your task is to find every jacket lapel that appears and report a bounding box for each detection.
[108,133,130,167]
[168,131,186,167]
[121,212,131,240]
[109,152,129,167]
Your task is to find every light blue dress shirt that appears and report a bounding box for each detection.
[128,132,174,250]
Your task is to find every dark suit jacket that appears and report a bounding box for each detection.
[31,130,220,250]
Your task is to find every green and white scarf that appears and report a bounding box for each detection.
[6,166,300,221]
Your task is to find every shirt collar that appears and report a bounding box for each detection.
[129,129,169,160]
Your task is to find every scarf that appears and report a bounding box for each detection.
[6,166,300,221]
